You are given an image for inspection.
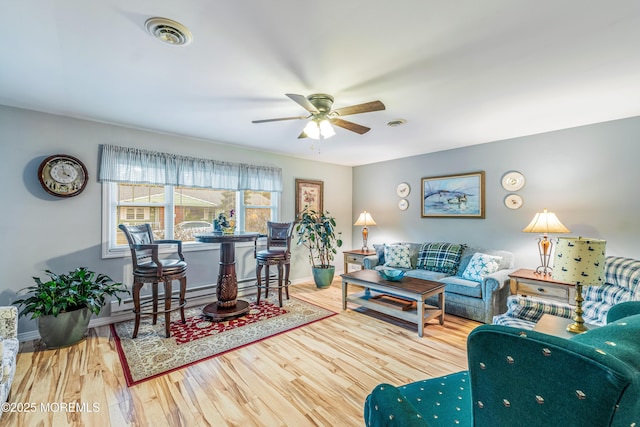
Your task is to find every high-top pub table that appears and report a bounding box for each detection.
[195,232,260,320]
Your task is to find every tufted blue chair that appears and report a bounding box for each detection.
[364,301,640,426]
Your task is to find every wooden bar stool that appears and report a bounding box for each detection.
[255,222,293,307]
[119,224,187,338]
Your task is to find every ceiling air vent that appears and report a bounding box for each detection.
[145,17,192,46]
[387,119,407,127]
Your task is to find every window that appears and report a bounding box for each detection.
[99,145,282,256]
[105,183,279,254]
[243,190,274,233]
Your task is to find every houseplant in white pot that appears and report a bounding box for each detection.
[295,207,343,288]
[14,267,128,348]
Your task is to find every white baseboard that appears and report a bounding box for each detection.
[18,276,316,342]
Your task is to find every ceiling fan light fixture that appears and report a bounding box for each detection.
[253,93,385,138]
[319,119,336,138]
[303,118,335,140]
[303,121,321,139]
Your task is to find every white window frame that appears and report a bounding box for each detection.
[102,183,279,258]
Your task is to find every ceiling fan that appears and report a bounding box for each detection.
[252,93,385,139]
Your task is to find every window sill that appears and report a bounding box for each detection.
[102,240,261,259]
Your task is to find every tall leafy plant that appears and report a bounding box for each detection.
[295,207,343,268]
[14,267,129,319]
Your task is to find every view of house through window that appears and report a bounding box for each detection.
[114,183,275,246]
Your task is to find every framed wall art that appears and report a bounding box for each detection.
[295,178,324,219]
[421,171,485,218]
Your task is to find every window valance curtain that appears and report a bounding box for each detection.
[98,144,283,192]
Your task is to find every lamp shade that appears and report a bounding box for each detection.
[303,120,320,139]
[553,237,606,286]
[522,208,570,234]
[318,119,336,138]
[354,211,377,226]
[303,119,336,140]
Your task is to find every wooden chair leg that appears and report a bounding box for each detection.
[256,263,263,305]
[179,276,187,324]
[264,265,270,299]
[132,282,144,339]
[152,282,159,325]
[276,263,283,307]
[163,280,172,338]
[284,263,291,300]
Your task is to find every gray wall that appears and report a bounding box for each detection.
[352,116,640,268]
[0,105,352,336]
[4,103,639,337]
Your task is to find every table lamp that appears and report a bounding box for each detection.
[522,208,570,275]
[553,236,606,333]
[354,211,376,252]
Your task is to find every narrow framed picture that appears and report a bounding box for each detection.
[295,179,324,219]
[421,171,485,218]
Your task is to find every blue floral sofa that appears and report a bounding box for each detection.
[363,242,515,324]
[364,301,640,426]
[493,256,640,329]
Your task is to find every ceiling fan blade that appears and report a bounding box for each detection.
[297,131,308,139]
[252,116,308,123]
[332,100,385,117]
[330,118,371,135]
[286,93,320,114]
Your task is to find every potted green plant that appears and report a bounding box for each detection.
[14,267,128,348]
[295,207,343,288]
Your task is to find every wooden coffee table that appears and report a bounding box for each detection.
[341,269,445,337]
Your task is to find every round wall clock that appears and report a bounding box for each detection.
[398,199,409,211]
[501,171,525,191]
[396,182,410,197]
[38,154,88,197]
[504,194,523,210]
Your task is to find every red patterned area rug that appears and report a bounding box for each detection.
[110,296,336,386]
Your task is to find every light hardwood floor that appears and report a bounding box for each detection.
[5,280,480,427]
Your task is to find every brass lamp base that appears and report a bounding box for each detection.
[566,283,588,334]
[566,320,588,334]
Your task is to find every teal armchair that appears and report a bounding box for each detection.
[364,301,640,426]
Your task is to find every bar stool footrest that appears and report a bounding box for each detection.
[134,297,187,316]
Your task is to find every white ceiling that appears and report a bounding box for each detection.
[2,1,640,166]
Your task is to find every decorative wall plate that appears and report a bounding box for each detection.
[501,171,525,191]
[396,182,410,197]
[398,199,409,211]
[504,194,523,210]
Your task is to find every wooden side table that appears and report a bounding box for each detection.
[533,314,599,338]
[343,249,376,273]
[509,268,576,305]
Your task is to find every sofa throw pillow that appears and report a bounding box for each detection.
[383,244,412,269]
[416,242,467,275]
[461,252,503,282]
